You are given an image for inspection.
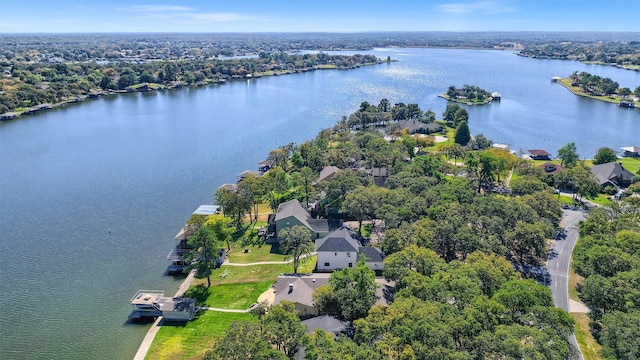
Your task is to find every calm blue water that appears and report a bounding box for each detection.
[0,48,638,360]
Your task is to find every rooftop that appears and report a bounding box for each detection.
[193,205,219,216]
[274,273,330,307]
[316,227,360,253]
[528,149,551,157]
[131,290,164,305]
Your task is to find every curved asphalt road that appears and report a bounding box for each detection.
[547,209,586,360]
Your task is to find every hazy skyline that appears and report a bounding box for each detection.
[1,0,638,33]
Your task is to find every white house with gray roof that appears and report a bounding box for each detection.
[315,227,384,272]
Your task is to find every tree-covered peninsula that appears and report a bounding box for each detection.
[555,71,640,107]
[146,100,623,359]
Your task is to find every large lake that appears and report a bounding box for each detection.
[0,48,638,360]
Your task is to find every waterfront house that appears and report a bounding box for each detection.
[271,199,340,242]
[315,227,384,273]
[237,170,262,181]
[620,100,636,108]
[128,290,196,322]
[491,92,502,100]
[258,159,274,172]
[621,146,640,157]
[528,149,552,160]
[173,205,219,243]
[216,183,238,193]
[590,162,635,188]
[395,120,443,135]
[0,112,18,121]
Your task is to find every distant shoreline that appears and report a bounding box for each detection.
[0,61,385,123]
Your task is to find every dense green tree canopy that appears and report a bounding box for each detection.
[593,147,617,165]
[278,225,314,274]
[557,142,579,168]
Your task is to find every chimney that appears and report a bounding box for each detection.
[288,283,293,293]
[312,278,316,283]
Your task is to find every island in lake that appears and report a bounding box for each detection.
[438,84,500,105]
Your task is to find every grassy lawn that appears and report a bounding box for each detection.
[618,157,640,174]
[588,194,613,207]
[149,257,317,359]
[227,244,285,263]
[203,281,275,309]
[145,311,256,360]
[571,313,603,360]
[191,258,317,288]
[428,127,456,152]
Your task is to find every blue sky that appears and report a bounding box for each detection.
[1,0,638,33]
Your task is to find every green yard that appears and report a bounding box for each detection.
[145,311,256,360]
[618,156,640,174]
[148,257,317,359]
[227,244,286,263]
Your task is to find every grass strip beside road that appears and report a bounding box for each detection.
[568,259,583,302]
[571,313,603,360]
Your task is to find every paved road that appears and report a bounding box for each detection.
[547,209,587,359]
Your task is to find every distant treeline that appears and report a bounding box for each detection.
[0,53,380,114]
[519,41,640,68]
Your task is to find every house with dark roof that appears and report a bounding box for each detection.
[528,149,551,160]
[272,199,340,242]
[216,183,238,192]
[258,159,274,172]
[273,273,393,317]
[395,120,443,135]
[317,166,340,183]
[590,162,635,188]
[237,170,262,181]
[316,227,384,272]
[369,167,388,187]
[274,273,330,317]
[539,162,565,175]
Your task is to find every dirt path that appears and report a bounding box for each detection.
[222,252,317,266]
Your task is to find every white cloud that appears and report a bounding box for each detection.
[190,13,253,22]
[122,5,253,24]
[438,1,515,14]
[126,5,193,12]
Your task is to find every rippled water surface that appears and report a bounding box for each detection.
[0,48,638,360]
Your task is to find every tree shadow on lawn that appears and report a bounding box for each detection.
[183,284,209,306]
